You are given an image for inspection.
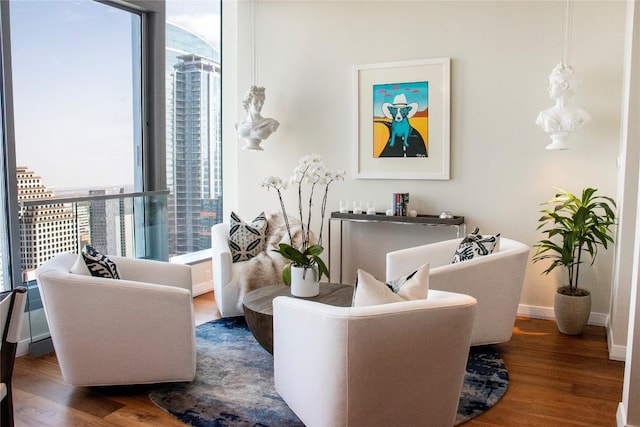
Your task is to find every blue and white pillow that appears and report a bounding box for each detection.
[452,227,500,263]
[81,244,121,279]
[229,211,268,262]
[352,263,429,307]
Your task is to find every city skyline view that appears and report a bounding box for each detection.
[11,0,222,258]
[10,0,220,191]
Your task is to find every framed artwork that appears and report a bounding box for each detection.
[353,58,450,180]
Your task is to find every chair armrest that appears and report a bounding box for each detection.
[110,255,192,293]
[211,223,233,290]
[386,238,462,280]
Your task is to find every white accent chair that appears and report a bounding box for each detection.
[35,253,196,386]
[386,237,530,346]
[273,290,477,427]
[1,287,27,427]
[211,222,244,317]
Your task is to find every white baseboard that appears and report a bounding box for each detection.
[617,402,629,427]
[517,303,608,326]
[607,316,628,361]
[193,280,214,297]
[17,338,30,357]
[517,304,555,320]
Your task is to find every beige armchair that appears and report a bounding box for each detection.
[35,253,196,386]
[386,237,530,345]
[273,290,477,427]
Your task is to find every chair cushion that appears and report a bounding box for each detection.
[352,263,429,307]
[229,211,268,263]
[452,227,500,263]
[71,244,121,279]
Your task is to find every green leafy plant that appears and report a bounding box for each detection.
[532,188,616,296]
[261,154,344,286]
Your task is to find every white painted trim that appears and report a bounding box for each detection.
[517,304,554,320]
[170,248,212,265]
[17,338,30,357]
[609,316,628,361]
[517,303,609,326]
[618,402,629,427]
[193,280,213,297]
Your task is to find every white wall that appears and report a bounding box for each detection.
[223,1,626,317]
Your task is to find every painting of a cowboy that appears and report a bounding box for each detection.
[373,81,429,158]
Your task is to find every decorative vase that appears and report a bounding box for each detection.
[554,291,592,335]
[290,265,320,297]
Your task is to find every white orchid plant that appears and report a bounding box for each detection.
[261,154,345,286]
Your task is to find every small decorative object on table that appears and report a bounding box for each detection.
[262,154,345,297]
[366,202,376,215]
[392,192,410,216]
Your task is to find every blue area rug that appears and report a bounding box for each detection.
[149,317,509,426]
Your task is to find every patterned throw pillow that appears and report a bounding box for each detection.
[81,244,121,279]
[452,227,501,263]
[352,263,429,307]
[229,211,268,263]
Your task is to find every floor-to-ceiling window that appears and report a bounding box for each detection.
[0,0,167,353]
[165,1,222,258]
[10,0,141,260]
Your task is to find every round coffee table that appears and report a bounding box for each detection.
[242,282,354,354]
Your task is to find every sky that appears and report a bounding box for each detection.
[167,0,220,47]
[9,0,220,190]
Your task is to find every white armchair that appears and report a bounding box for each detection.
[211,214,299,317]
[386,237,530,346]
[273,290,477,427]
[35,253,196,386]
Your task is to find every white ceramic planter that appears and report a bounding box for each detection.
[554,291,592,335]
[290,265,319,297]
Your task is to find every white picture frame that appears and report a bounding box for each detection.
[353,58,451,180]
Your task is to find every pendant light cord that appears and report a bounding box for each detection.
[562,0,572,65]
[250,0,258,86]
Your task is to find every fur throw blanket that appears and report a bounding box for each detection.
[233,212,313,310]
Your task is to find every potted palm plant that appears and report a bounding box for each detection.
[532,187,616,335]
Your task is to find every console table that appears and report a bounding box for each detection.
[328,211,466,283]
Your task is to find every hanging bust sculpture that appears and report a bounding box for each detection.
[535,63,590,150]
[235,86,280,150]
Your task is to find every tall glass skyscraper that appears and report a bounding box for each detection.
[166,23,222,256]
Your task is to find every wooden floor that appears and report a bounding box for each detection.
[12,292,624,426]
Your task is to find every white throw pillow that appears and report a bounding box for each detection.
[352,263,430,307]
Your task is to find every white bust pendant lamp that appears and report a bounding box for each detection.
[536,1,590,150]
[536,63,590,150]
[236,86,280,151]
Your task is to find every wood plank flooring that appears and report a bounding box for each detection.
[12,292,624,426]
